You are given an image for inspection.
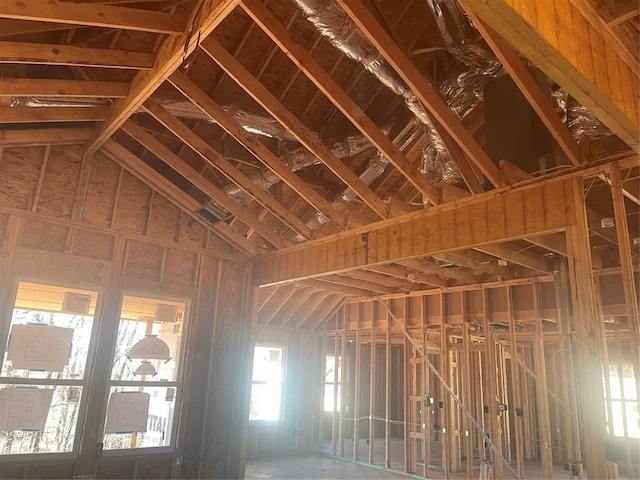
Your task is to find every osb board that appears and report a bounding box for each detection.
[19,218,69,253]
[208,230,235,254]
[178,213,207,249]
[82,152,121,228]
[164,247,198,287]
[124,239,163,281]
[445,291,463,319]
[36,146,82,219]
[147,194,181,243]
[512,283,535,311]
[0,146,44,210]
[466,289,484,316]
[112,170,152,235]
[488,286,508,313]
[70,228,115,261]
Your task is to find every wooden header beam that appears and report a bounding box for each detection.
[253,178,577,286]
[0,78,130,98]
[0,0,184,34]
[459,0,639,152]
[0,127,92,146]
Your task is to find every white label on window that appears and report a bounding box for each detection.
[62,292,92,315]
[0,388,54,432]
[155,304,178,323]
[7,324,74,372]
[104,392,150,434]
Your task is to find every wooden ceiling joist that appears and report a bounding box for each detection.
[0,41,155,69]
[474,243,552,274]
[0,0,184,34]
[337,0,502,189]
[200,37,389,220]
[253,178,575,286]
[139,101,313,240]
[291,292,332,329]
[0,106,109,123]
[298,278,373,298]
[241,0,441,205]
[85,0,240,157]
[258,285,298,326]
[459,0,639,152]
[118,121,286,249]
[166,72,348,231]
[0,79,130,98]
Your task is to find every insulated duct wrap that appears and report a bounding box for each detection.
[552,89,612,139]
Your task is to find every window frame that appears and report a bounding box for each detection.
[249,343,286,423]
[98,291,191,456]
[0,276,104,461]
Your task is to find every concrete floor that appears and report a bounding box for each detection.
[245,453,410,479]
[245,438,633,479]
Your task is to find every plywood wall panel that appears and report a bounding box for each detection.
[112,170,152,235]
[36,146,81,218]
[0,146,44,210]
[82,153,120,228]
[164,247,198,287]
[124,239,162,281]
[70,228,115,261]
[147,194,180,243]
[178,213,207,249]
[19,219,68,253]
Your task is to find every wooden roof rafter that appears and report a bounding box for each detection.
[138,98,313,240]
[239,0,442,205]
[199,37,390,220]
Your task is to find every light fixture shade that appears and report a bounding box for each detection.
[134,361,157,376]
[128,335,170,360]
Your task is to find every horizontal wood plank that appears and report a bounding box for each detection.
[0,78,130,98]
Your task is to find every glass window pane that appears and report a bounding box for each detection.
[610,401,625,436]
[111,296,186,382]
[622,364,637,400]
[102,386,177,450]
[251,346,282,384]
[249,383,281,421]
[325,356,336,383]
[625,401,640,439]
[0,384,83,454]
[2,282,97,380]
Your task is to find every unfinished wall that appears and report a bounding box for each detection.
[0,145,252,479]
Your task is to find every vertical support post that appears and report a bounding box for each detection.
[333,330,340,455]
[565,176,609,479]
[507,286,525,479]
[609,165,640,385]
[461,292,474,477]
[533,284,554,479]
[339,309,347,457]
[319,334,327,454]
[369,309,376,464]
[354,304,362,462]
[385,300,391,469]
[440,293,450,478]
[421,295,430,477]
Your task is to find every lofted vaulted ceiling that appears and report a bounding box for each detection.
[1,0,638,330]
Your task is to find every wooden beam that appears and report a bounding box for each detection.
[253,178,576,286]
[299,278,372,297]
[474,243,553,273]
[0,106,108,123]
[336,0,502,188]
[241,0,440,205]
[0,0,184,34]
[200,37,389,219]
[165,73,348,230]
[0,78,130,98]
[459,0,639,152]
[0,41,154,69]
[100,141,258,255]
[434,249,517,279]
[565,177,608,479]
[0,127,92,146]
[85,0,240,156]
[138,102,313,239]
[0,19,78,37]
[462,8,582,166]
[115,124,285,249]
